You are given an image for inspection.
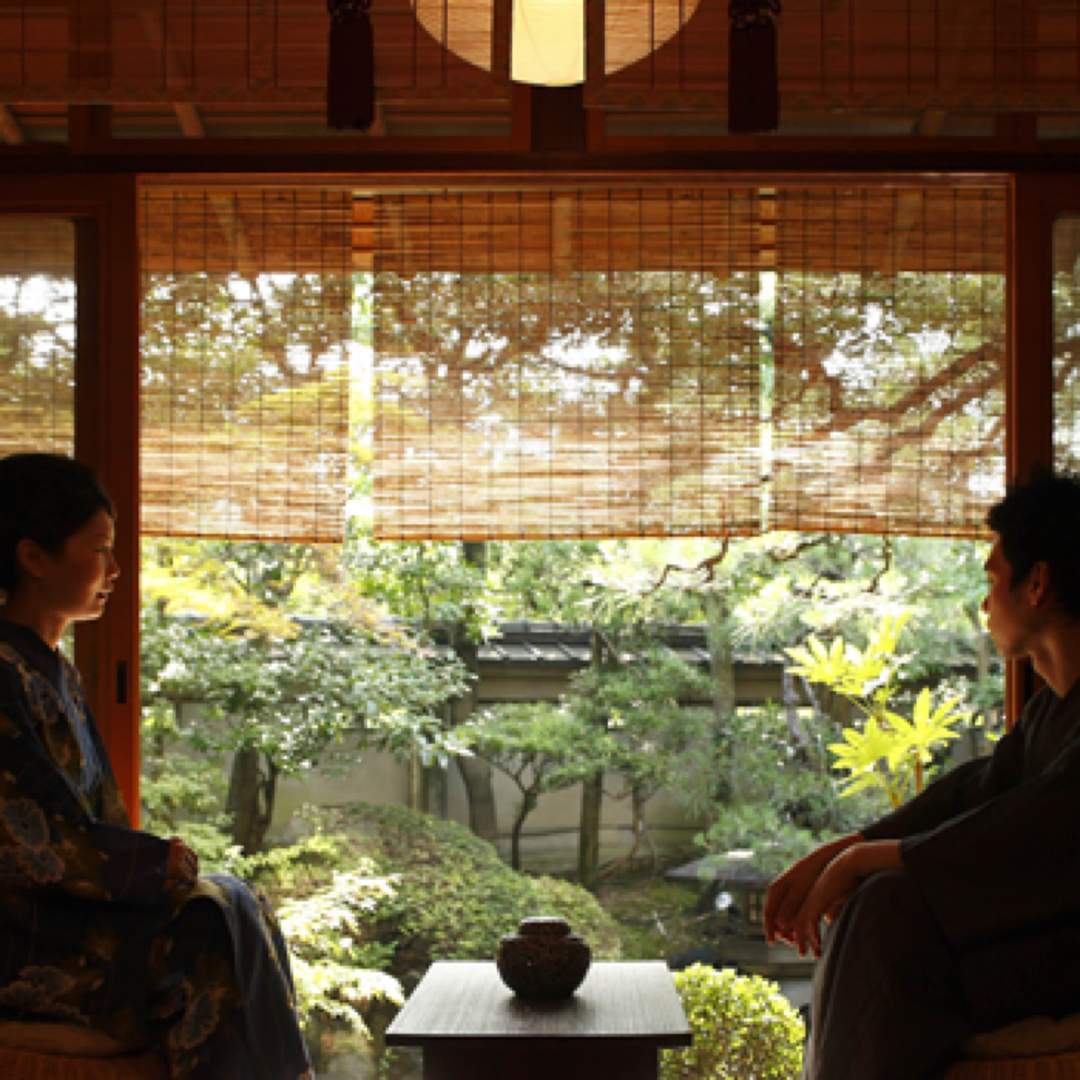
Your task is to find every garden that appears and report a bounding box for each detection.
[139,529,1002,1078]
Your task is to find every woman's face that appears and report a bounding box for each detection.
[33,509,120,625]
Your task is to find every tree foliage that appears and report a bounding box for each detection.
[471,702,612,870]
[141,538,471,852]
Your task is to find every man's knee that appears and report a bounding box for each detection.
[848,867,925,922]
[824,867,938,967]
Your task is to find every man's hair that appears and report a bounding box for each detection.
[0,453,114,593]
[987,466,1080,620]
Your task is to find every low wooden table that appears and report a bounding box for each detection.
[385,959,692,1079]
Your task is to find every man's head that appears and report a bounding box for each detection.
[986,466,1080,627]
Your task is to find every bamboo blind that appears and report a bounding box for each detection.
[0,0,508,104]
[770,185,1007,538]
[0,216,76,460]
[373,189,766,540]
[587,0,1080,113]
[1053,215,1080,475]
[139,188,352,542]
[373,182,1007,541]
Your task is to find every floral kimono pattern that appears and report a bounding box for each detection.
[0,620,311,1078]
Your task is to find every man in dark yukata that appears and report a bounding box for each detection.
[764,467,1080,1079]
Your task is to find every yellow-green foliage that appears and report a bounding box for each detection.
[786,614,971,808]
[660,964,804,1080]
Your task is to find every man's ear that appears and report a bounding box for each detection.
[1026,559,1054,607]
[14,537,50,583]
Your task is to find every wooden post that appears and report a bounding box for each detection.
[74,175,142,820]
[1005,174,1056,728]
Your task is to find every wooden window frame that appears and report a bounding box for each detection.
[0,164,1066,805]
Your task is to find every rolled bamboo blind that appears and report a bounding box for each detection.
[139,187,352,542]
[373,182,1007,541]
[770,184,1007,538]
[373,188,766,540]
[0,216,76,460]
[4,1,1073,118]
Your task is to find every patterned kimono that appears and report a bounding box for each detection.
[0,620,312,1078]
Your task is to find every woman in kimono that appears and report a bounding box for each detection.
[0,452,312,1078]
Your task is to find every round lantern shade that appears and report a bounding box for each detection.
[410,0,702,86]
[512,0,583,87]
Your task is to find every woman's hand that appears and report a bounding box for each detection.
[165,836,199,897]
[764,832,862,947]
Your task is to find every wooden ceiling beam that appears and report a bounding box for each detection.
[8,139,1080,179]
[0,105,24,145]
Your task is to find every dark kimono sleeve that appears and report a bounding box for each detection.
[898,733,1080,950]
[0,667,170,907]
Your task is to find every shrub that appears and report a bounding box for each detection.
[660,964,804,1080]
[276,866,405,1072]
[282,803,623,988]
[228,803,622,985]
[226,831,355,897]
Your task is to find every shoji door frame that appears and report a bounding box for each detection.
[0,174,141,816]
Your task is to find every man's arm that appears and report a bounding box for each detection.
[784,838,902,956]
[766,715,1026,953]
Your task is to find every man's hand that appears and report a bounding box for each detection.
[787,839,903,957]
[165,835,199,897]
[764,832,862,947]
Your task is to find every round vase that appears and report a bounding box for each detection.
[496,916,591,1001]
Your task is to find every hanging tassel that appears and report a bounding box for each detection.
[729,0,781,134]
[327,0,375,131]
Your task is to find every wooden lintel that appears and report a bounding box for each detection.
[173,103,205,139]
[5,142,1080,179]
[0,104,25,145]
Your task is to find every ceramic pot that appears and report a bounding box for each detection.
[496,916,591,1001]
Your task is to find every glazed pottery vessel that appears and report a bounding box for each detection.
[496,916,591,1001]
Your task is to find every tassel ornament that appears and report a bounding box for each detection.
[327,0,375,131]
[729,0,781,134]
